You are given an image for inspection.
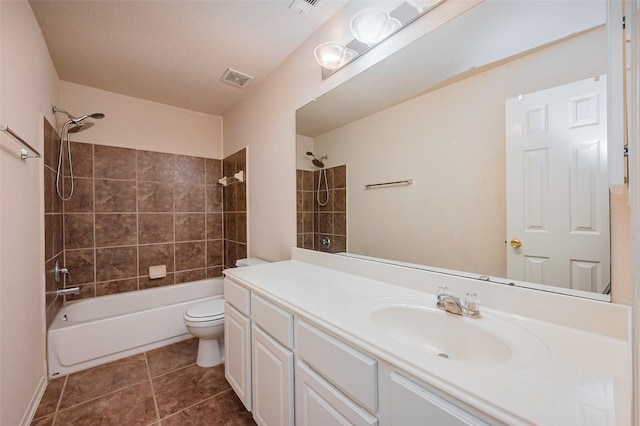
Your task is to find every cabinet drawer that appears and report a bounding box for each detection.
[296,320,378,412]
[251,294,294,349]
[296,361,378,426]
[224,278,251,316]
[390,373,493,426]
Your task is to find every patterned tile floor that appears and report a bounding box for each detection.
[31,338,256,425]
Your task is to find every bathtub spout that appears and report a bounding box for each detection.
[57,287,80,297]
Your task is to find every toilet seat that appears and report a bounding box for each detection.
[184,299,225,322]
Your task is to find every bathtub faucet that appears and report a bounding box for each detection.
[57,287,80,297]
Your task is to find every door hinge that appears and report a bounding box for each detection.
[623,16,626,29]
[624,144,629,157]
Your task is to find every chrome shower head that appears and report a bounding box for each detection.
[67,122,95,133]
[306,151,326,168]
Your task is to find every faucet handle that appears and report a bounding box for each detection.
[437,286,450,298]
[464,292,480,312]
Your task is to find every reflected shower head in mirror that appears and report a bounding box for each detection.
[306,151,326,168]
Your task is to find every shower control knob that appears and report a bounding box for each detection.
[321,236,331,250]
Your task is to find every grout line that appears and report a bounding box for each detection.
[144,352,162,425]
[157,386,232,423]
[45,374,68,424]
[55,375,151,414]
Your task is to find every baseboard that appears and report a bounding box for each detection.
[19,374,48,426]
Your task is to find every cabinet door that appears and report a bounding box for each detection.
[296,361,378,426]
[225,302,252,410]
[251,325,294,426]
[390,373,490,426]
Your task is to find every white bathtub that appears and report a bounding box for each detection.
[48,278,223,378]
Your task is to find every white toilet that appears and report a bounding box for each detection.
[184,257,268,367]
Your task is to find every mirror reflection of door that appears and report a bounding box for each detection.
[505,76,610,293]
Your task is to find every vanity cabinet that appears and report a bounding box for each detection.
[224,278,295,426]
[295,360,378,426]
[224,302,252,410]
[224,276,498,426]
[251,324,294,426]
[388,372,491,426]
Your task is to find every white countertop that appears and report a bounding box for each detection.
[224,257,631,425]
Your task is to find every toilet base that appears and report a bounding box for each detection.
[196,338,224,368]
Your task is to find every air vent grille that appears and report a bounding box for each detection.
[289,0,319,17]
[220,68,254,89]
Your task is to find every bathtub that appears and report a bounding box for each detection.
[48,278,223,378]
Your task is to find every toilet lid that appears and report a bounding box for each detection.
[185,298,225,320]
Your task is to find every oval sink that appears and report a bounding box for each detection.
[359,296,549,365]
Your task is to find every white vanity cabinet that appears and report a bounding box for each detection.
[224,277,295,426]
[387,372,494,426]
[295,320,379,425]
[224,275,252,411]
[224,276,499,426]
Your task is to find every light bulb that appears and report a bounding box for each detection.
[350,8,399,47]
[314,42,357,70]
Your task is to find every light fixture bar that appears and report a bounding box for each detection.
[320,0,444,79]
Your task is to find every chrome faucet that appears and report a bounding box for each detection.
[54,260,70,282]
[436,286,481,318]
[57,287,80,297]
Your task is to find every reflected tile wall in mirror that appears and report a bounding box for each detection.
[296,164,347,254]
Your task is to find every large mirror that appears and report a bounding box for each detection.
[296,0,614,300]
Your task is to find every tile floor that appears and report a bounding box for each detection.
[31,338,256,425]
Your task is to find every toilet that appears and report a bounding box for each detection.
[184,257,268,367]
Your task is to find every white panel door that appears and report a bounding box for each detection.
[505,76,609,292]
[251,324,294,426]
[224,302,252,410]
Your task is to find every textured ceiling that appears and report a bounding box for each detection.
[29,0,347,115]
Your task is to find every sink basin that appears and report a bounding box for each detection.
[359,296,549,365]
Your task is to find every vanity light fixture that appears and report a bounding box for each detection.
[350,8,401,47]
[314,0,445,78]
[314,41,357,70]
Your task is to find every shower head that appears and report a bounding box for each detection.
[68,122,95,133]
[306,151,326,168]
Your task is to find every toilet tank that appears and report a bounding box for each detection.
[235,258,269,267]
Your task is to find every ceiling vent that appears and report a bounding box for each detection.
[289,0,319,17]
[220,68,254,89]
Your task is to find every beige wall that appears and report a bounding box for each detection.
[0,1,59,425]
[222,0,481,261]
[59,81,223,159]
[313,27,608,278]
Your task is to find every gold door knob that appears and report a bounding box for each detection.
[510,238,522,249]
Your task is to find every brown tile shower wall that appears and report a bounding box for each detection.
[222,148,247,269]
[44,118,64,328]
[296,164,347,254]
[61,142,224,300]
